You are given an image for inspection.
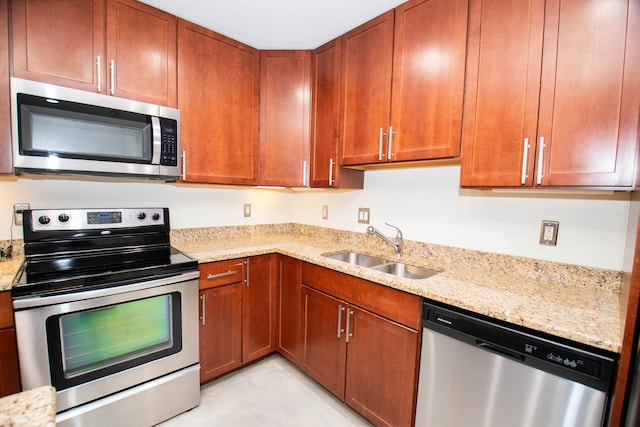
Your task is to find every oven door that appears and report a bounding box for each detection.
[13,271,199,413]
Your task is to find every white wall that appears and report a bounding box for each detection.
[291,165,631,271]
[0,164,631,271]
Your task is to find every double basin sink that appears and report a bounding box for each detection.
[324,251,439,280]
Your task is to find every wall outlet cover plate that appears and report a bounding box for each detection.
[539,220,559,246]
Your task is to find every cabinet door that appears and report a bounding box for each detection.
[310,39,364,189]
[0,329,20,397]
[310,39,340,188]
[345,306,419,427]
[536,0,640,187]
[199,284,242,383]
[300,286,347,399]
[460,0,545,186]
[178,20,259,185]
[11,0,105,92]
[243,255,277,363]
[390,0,468,161]
[0,0,10,174]
[339,11,394,166]
[277,256,302,364]
[106,0,177,107]
[259,51,311,187]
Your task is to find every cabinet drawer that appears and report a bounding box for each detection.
[0,292,13,329]
[302,263,422,330]
[199,259,245,290]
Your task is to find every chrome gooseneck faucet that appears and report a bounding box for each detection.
[366,223,403,258]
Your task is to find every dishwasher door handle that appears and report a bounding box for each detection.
[476,340,525,362]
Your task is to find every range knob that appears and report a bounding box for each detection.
[58,213,70,223]
[137,212,147,220]
[152,213,161,221]
[38,215,51,225]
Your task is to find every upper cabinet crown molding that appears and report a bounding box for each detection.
[460,0,640,188]
[11,0,177,107]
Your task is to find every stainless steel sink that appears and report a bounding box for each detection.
[324,251,439,280]
[371,262,439,280]
[325,251,387,267]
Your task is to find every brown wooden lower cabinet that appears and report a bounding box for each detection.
[198,255,276,384]
[199,256,421,426]
[300,263,421,427]
[0,291,20,397]
[276,256,302,364]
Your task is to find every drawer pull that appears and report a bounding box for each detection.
[206,270,238,280]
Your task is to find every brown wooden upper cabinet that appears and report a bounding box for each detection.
[11,0,177,107]
[460,0,640,188]
[178,20,260,185]
[0,0,11,174]
[339,0,469,166]
[259,50,311,187]
[310,39,364,189]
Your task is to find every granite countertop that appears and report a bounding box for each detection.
[0,386,56,427]
[172,224,622,353]
[0,224,622,353]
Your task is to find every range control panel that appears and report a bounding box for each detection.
[28,208,166,231]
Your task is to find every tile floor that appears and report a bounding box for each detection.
[157,355,373,426]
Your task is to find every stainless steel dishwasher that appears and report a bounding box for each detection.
[415,300,617,427]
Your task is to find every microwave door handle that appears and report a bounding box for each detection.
[151,117,162,165]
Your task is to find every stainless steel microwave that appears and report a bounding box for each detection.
[11,78,181,180]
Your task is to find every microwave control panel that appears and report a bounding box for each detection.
[160,118,178,166]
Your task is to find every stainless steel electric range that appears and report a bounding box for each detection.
[11,207,200,427]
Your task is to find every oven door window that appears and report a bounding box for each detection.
[46,293,182,390]
[18,93,152,163]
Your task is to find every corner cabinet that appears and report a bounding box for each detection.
[460,0,640,188]
[300,263,421,427]
[178,20,259,185]
[198,255,276,384]
[339,0,468,166]
[259,51,311,187]
[11,0,177,107]
[276,256,302,364]
[310,39,363,189]
[0,0,11,174]
[0,292,20,397]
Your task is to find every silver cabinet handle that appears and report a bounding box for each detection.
[200,294,205,326]
[206,270,237,280]
[337,304,345,338]
[109,59,115,95]
[329,158,335,186]
[181,150,186,180]
[345,309,354,343]
[387,126,394,160]
[536,137,545,185]
[245,259,249,288]
[96,56,102,93]
[521,138,530,185]
[378,128,384,161]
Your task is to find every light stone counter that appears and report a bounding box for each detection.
[0,386,56,427]
[172,224,622,353]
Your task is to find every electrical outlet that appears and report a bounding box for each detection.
[358,208,370,224]
[243,203,251,218]
[539,220,559,246]
[322,205,328,220]
[14,203,30,226]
